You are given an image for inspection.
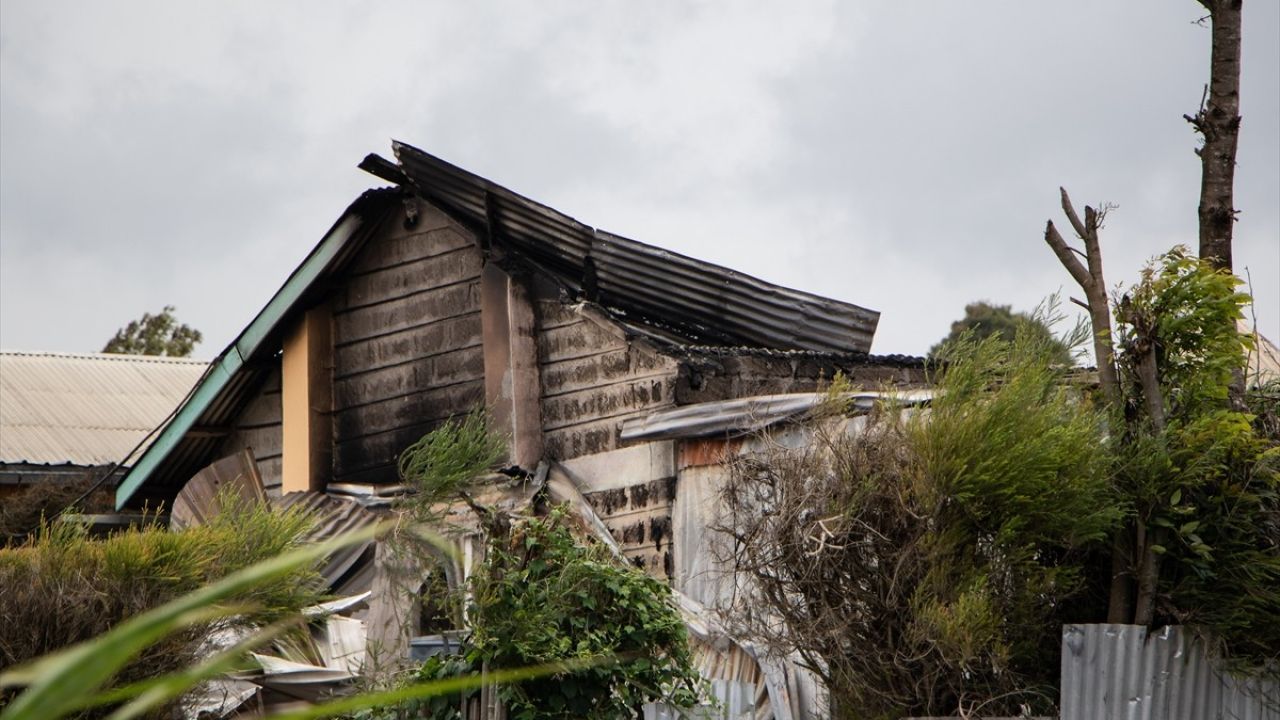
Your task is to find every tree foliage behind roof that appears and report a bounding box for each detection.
[102,305,202,357]
[930,301,1073,366]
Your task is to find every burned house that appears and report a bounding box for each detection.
[113,142,928,717]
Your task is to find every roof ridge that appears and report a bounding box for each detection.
[0,350,211,365]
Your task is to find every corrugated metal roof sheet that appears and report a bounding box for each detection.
[0,351,208,466]
[619,391,933,441]
[387,141,880,354]
[1240,320,1280,387]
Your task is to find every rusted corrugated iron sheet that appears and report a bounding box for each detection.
[276,491,384,593]
[387,141,880,354]
[620,391,932,442]
[0,351,208,466]
[1060,624,1280,720]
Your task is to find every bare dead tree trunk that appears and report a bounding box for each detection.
[1044,189,1121,412]
[1188,0,1243,272]
[1044,188,1134,623]
[1188,0,1249,410]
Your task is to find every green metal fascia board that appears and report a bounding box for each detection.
[115,212,368,509]
[236,214,363,359]
[114,349,243,509]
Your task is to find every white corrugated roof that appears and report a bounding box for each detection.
[0,351,209,466]
[1241,322,1280,387]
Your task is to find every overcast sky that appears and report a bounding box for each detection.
[2,1,1277,359]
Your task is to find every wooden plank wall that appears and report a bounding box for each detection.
[330,201,486,486]
[560,443,678,580]
[535,301,679,461]
[219,365,284,496]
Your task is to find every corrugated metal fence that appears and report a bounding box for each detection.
[1061,624,1279,720]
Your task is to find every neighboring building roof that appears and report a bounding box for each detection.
[1240,319,1280,386]
[0,351,208,467]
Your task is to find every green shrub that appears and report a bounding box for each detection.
[0,496,323,713]
[398,408,506,509]
[363,508,704,720]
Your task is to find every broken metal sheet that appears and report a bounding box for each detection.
[314,615,367,675]
[303,591,372,618]
[274,492,383,591]
[409,471,548,535]
[619,391,932,442]
[672,590,821,720]
[547,461,805,719]
[183,677,259,719]
[545,462,624,559]
[387,141,879,354]
[169,448,266,530]
[243,654,355,703]
[1241,319,1280,386]
[466,470,546,515]
[326,482,412,498]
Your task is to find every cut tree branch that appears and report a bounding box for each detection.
[1045,188,1128,622]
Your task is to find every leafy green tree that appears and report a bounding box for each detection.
[1107,248,1278,664]
[930,301,1073,365]
[102,305,202,357]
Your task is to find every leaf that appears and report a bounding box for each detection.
[1170,489,1183,505]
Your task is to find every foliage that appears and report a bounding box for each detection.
[0,495,324,716]
[0,521,560,720]
[716,325,1117,719]
[398,408,506,510]
[1115,246,1253,422]
[102,305,202,357]
[930,300,1073,365]
[1247,378,1280,442]
[365,508,704,720]
[1110,248,1279,671]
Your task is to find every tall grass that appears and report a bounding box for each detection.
[0,495,324,716]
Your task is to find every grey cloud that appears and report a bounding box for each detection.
[1,0,1275,358]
